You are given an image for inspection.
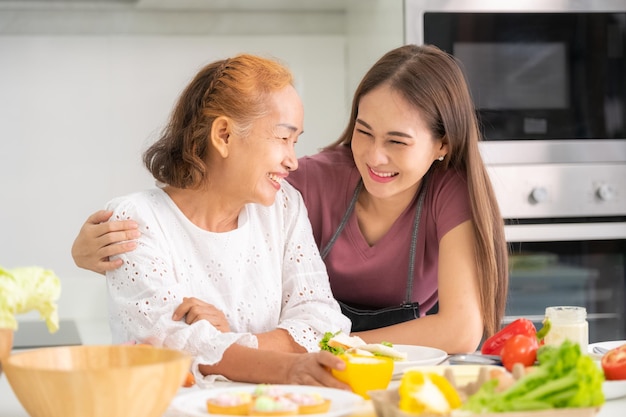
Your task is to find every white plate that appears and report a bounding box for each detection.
[588,341,626,401]
[392,345,448,377]
[603,379,626,401]
[588,340,626,355]
[169,384,364,417]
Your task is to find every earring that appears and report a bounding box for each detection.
[438,155,444,161]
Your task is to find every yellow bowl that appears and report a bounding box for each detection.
[3,344,191,417]
[332,354,394,399]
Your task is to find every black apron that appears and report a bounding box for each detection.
[320,176,429,332]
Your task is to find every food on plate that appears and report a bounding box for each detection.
[462,340,604,413]
[249,395,299,416]
[601,343,626,381]
[332,353,394,399]
[319,331,407,360]
[319,331,403,398]
[253,384,287,398]
[206,385,331,416]
[321,331,367,353]
[398,370,462,415]
[206,391,253,415]
[286,392,332,414]
[480,317,551,356]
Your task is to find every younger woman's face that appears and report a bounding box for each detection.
[351,84,446,202]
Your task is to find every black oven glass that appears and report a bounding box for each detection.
[424,13,626,141]
[506,239,626,343]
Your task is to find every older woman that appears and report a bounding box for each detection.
[101,54,351,387]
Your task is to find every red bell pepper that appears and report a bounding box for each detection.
[481,318,537,356]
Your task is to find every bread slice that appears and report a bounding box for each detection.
[357,343,408,361]
[326,332,366,350]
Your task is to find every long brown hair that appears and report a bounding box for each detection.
[328,44,509,338]
[143,54,293,189]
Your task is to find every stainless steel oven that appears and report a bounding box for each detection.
[485,151,626,342]
[405,0,626,342]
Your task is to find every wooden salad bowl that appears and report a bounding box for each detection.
[3,344,191,417]
[0,328,13,376]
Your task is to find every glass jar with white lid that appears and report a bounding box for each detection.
[543,306,588,353]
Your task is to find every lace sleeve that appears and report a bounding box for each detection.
[275,184,352,350]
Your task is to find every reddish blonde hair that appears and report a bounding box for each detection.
[144,54,294,189]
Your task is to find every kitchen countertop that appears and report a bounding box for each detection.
[2,320,625,417]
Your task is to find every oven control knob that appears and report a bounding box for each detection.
[596,184,615,201]
[529,187,548,204]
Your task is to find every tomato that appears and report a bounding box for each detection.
[601,344,626,381]
[182,370,196,387]
[500,334,539,372]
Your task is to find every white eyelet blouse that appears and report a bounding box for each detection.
[105,182,351,385]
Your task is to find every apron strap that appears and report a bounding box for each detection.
[320,175,429,304]
[320,180,362,260]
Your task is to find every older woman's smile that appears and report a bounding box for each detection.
[267,172,286,189]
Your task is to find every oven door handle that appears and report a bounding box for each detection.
[504,222,626,242]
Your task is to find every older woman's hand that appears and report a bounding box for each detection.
[284,351,350,389]
[173,297,231,332]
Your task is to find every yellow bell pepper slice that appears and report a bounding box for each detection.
[332,353,394,399]
[399,370,461,415]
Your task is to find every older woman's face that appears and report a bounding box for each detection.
[351,84,446,202]
[230,85,304,206]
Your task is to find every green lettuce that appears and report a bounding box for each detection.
[319,331,345,355]
[0,265,61,332]
[463,339,605,412]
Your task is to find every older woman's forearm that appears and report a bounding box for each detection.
[256,328,307,353]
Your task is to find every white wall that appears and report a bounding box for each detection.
[345,0,405,100]
[0,0,405,327]
[0,34,347,321]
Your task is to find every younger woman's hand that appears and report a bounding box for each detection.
[71,209,140,274]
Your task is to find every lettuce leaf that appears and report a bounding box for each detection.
[319,331,345,355]
[462,340,604,412]
[0,265,61,332]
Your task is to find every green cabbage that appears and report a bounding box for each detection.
[0,265,61,332]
